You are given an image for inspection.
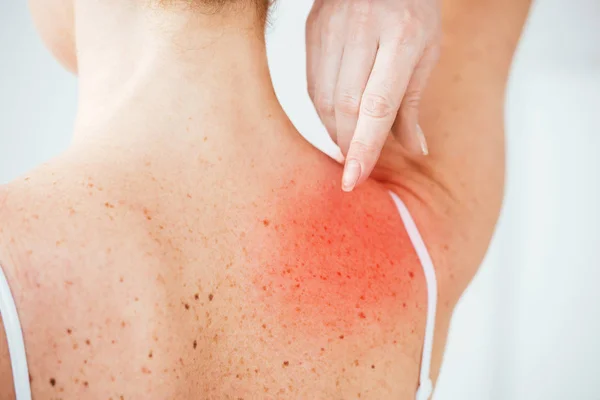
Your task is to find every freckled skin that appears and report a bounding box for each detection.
[0,157,427,400]
[0,0,531,397]
[251,178,422,338]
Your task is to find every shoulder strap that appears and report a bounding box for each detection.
[389,191,437,400]
[0,264,31,400]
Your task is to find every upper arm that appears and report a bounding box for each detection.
[370,1,534,383]
[377,0,533,298]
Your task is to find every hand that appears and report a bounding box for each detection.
[306,0,441,191]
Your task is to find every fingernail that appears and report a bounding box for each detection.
[342,159,361,192]
[416,124,429,156]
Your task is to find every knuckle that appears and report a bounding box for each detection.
[315,93,336,116]
[402,92,421,109]
[360,92,395,119]
[306,13,315,30]
[349,1,374,27]
[402,8,421,27]
[391,8,425,41]
[349,139,380,159]
[307,85,315,101]
[335,91,361,116]
[323,25,344,48]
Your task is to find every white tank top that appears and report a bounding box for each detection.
[0,191,437,400]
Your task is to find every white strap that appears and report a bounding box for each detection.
[0,264,31,400]
[389,191,438,400]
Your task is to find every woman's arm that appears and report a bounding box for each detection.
[379,0,532,381]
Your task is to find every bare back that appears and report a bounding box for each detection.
[0,139,427,399]
[0,0,532,398]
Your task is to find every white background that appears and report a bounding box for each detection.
[1,1,599,399]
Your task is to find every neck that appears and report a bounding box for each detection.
[72,1,288,149]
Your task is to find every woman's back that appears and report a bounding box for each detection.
[0,0,532,397]
[0,129,426,399]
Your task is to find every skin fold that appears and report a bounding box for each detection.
[0,0,531,398]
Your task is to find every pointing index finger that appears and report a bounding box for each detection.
[342,40,421,191]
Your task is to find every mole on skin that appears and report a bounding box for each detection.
[249,178,423,339]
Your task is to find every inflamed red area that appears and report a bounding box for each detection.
[249,176,426,339]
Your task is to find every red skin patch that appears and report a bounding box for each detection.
[250,178,423,338]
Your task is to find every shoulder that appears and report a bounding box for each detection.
[0,158,151,398]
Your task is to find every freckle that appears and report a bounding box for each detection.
[371,364,375,369]
[194,293,199,300]
[353,360,359,366]
[184,303,190,310]
[67,329,72,335]
[121,321,126,328]
[193,340,197,349]
[104,202,115,209]
[203,137,208,142]
[83,381,89,387]
[134,297,139,302]
[32,214,39,220]
[50,378,56,386]
[263,219,270,227]
[339,335,344,339]
[187,193,192,199]
[85,339,91,345]
[208,293,214,301]
[282,361,289,367]
[119,276,124,283]
[141,367,151,374]
[56,240,63,246]
[73,343,78,350]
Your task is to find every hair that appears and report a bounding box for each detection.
[159,0,273,24]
